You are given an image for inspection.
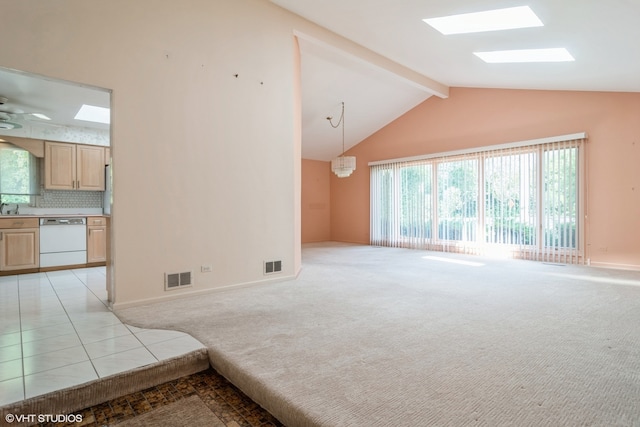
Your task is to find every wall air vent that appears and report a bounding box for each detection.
[165,271,193,291]
[264,260,282,275]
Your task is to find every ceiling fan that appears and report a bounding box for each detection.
[0,96,23,129]
[0,95,52,130]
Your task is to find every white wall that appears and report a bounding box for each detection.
[1,0,304,306]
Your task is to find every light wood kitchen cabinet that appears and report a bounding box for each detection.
[0,218,39,271]
[44,141,105,191]
[87,217,107,264]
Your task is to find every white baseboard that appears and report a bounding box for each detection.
[111,273,296,310]
[589,261,640,271]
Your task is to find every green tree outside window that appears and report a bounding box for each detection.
[0,143,39,204]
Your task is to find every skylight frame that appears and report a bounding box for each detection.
[473,48,575,63]
[423,6,544,35]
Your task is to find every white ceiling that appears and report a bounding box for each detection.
[2,1,639,160]
[276,0,640,160]
[0,67,110,134]
[299,38,434,160]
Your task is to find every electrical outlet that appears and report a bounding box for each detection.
[201,265,213,273]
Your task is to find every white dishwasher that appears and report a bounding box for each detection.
[39,217,87,268]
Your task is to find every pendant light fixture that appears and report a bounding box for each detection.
[327,101,356,178]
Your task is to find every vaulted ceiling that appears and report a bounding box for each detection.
[274,0,640,160]
[2,1,639,160]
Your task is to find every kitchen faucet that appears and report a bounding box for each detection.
[0,202,5,215]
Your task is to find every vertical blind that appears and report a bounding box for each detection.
[370,134,585,264]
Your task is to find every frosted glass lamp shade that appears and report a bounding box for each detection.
[331,156,356,178]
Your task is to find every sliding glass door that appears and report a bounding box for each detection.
[370,136,584,263]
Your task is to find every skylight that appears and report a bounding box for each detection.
[74,104,110,124]
[474,48,575,63]
[423,6,543,35]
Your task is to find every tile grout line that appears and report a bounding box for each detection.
[127,325,208,362]
[63,268,161,377]
[70,267,111,311]
[16,273,26,403]
[123,324,165,363]
[44,270,101,383]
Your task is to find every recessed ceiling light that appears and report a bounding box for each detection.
[474,48,575,63]
[74,104,110,124]
[423,6,543,35]
[31,113,51,120]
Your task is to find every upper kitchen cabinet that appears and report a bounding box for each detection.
[44,141,105,191]
[77,144,105,191]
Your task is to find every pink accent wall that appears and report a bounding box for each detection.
[330,87,640,269]
[302,159,331,243]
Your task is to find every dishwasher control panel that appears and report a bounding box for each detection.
[40,217,87,226]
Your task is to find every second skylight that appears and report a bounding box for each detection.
[423,6,543,35]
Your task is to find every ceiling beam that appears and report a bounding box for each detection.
[292,26,449,99]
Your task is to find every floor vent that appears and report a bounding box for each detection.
[264,260,282,275]
[165,271,193,290]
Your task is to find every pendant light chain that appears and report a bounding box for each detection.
[328,102,345,155]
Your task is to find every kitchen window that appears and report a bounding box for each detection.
[0,142,39,205]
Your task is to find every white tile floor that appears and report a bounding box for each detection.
[0,267,206,407]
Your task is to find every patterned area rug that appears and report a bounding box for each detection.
[117,396,223,427]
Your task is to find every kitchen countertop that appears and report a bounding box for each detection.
[0,213,107,218]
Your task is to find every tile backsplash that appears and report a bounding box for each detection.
[0,124,109,146]
[38,189,103,209]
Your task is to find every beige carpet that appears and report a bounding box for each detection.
[115,396,223,427]
[116,242,640,426]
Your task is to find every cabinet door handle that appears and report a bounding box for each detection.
[0,232,2,241]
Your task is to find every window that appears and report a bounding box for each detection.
[0,143,40,204]
[400,164,433,243]
[543,145,578,250]
[370,134,584,263]
[484,150,537,246]
[437,158,478,242]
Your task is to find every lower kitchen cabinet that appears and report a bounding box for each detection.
[87,217,107,264]
[0,218,40,271]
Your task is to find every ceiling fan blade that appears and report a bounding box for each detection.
[0,96,51,127]
[0,120,23,130]
[0,105,26,114]
[0,95,44,116]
